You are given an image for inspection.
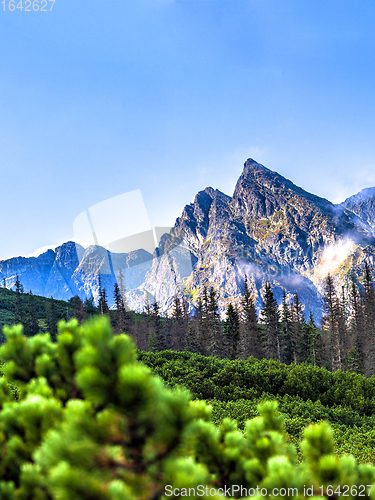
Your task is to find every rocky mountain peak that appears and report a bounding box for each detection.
[2,158,375,321]
[233,158,334,215]
[341,187,375,236]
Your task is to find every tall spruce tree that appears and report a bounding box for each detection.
[207,287,222,357]
[322,273,346,372]
[113,282,131,334]
[24,291,39,337]
[223,303,239,359]
[14,275,25,325]
[71,295,87,323]
[98,274,110,316]
[305,312,322,368]
[291,293,306,364]
[280,290,293,364]
[239,276,262,359]
[185,324,200,353]
[348,274,364,374]
[181,295,190,349]
[362,261,375,376]
[98,272,103,313]
[171,293,185,351]
[46,296,58,341]
[152,299,166,350]
[147,329,159,353]
[199,287,210,355]
[260,283,281,361]
[117,268,128,307]
[192,296,203,355]
[84,295,97,317]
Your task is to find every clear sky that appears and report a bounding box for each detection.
[1,0,375,261]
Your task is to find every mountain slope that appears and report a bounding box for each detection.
[1,159,375,319]
[341,187,375,236]
[140,159,375,318]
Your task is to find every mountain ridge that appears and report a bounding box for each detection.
[1,159,375,319]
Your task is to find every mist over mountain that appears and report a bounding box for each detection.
[1,159,375,320]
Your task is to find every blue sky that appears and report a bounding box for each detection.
[1,0,375,260]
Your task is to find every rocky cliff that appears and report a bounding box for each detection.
[2,159,375,320]
[136,159,375,319]
[341,187,375,236]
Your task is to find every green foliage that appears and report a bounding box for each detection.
[0,288,73,338]
[0,318,374,499]
[139,350,375,416]
[205,395,375,463]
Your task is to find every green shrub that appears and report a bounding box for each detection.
[0,317,374,499]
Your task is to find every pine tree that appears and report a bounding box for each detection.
[98,272,103,313]
[2,277,6,288]
[46,296,58,341]
[151,299,167,350]
[339,285,350,358]
[98,273,110,316]
[362,261,375,376]
[113,282,131,334]
[140,291,153,350]
[305,312,322,368]
[239,276,262,359]
[84,295,97,317]
[199,287,210,355]
[192,296,203,355]
[260,283,281,361]
[223,303,239,359]
[280,290,293,364]
[14,275,24,325]
[185,324,200,353]
[144,291,152,317]
[207,287,222,357]
[291,293,306,364]
[181,295,190,349]
[71,295,87,323]
[147,329,159,353]
[117,268,128,308]
[171,293,185,350]
[349,273,365,373]
[322,274,346,372]
[24,291,39,337]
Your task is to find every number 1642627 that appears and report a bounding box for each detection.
[1,0,55,11]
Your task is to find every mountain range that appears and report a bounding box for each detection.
[2,159,375,320]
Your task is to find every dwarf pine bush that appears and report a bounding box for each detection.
[0,317,373,499]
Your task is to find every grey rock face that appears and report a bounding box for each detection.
[341,187,375,236]
[1,159,375,320]
[0,241,153,308]
[137,159,375,320]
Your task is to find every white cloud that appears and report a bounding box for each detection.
[26,245,57,258]
[314,238,356,279]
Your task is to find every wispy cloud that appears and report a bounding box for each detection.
[26,245,57,258]
[314,238,356,279]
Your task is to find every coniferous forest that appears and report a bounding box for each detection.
[2,263,375,376]
[1,266,375,497]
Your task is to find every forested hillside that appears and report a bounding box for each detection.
[2,258,375,379]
